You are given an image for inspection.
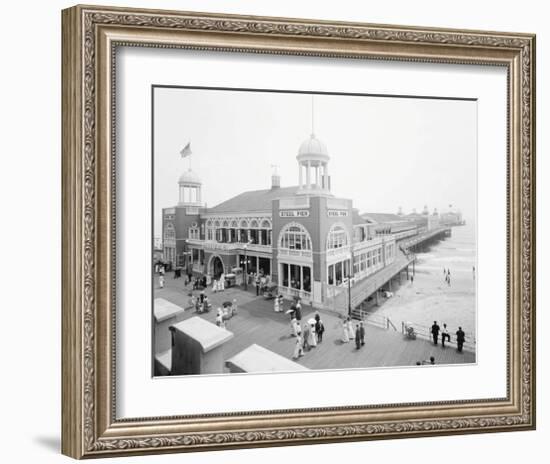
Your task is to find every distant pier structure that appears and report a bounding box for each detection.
[325,206,458,318]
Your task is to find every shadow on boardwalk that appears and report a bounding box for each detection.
[155,278,475,373]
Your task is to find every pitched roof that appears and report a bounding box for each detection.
[352,209,366,225]
[208,186,300,213]
[361,213,405,224]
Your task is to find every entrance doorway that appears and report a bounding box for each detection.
[210,256,225,279]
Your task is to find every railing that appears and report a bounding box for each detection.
[350,308,398,331]
[400,321,476,351]
[246,243,272,253]
[280,286,312,302]
[352,236,386,252]
[326,246,351,260]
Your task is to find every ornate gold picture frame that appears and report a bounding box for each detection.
[62,4,535,459]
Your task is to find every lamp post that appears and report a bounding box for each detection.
[347,277,352,317]
[243,240,253,291]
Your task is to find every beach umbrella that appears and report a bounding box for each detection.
[307,318,316,325]
[222,301,232,307]
[285,309,294,314]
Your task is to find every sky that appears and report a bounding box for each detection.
[153,87,477,238]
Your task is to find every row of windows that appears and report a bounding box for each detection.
[327,259,351,286]
[353,248,383,274]
[205,218,272,229]
[172,221,354,252]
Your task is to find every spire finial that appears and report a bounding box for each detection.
[311,95,315,136]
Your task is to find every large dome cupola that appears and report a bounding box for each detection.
[296,133,331,194]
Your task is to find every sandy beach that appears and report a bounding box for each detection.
[371,224,476,340]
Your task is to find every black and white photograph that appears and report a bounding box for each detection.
[152,86,477,376]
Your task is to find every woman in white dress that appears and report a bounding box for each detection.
[274,297,280,313]
[341,319,350,343]
[293,334,304,359]
[219,274,225,291]
[291,317,300,337]
[212,279,218,293]
[310,323,318,348]
[346,316,355,340]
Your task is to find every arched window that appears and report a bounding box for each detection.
[222,219,230,228]
[239,219,249,228]
[326,224,349,249]
[230,220,239,228]
[279,223,312,251]
[249,219,259,229]
[260,219,272,229]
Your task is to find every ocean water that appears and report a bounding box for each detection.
[417,223,476,275]
[375,222,477,336]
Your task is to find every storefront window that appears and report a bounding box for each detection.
[303,267,311,292]
[282,263,289,287]
[290,264,301,289]
[335,262,342,284]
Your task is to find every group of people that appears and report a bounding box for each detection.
[341,317,366,350]
[273,294,285,313]
[291,312,325,359]
[188,291,212,314]
[211,274,225,293]
[251,272,270,296]
[215,300,238,329]
[430,320,466,352]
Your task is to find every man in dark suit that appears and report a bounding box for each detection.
[456,327,466,353]
[431,321,440,345]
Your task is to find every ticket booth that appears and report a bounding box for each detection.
[225,344,309,374]
[170,317,234,375]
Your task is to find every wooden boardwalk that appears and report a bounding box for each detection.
[155,278,475,373]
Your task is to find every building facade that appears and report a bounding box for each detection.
[160,133,423,309]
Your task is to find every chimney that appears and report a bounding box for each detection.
[271,173,281,189]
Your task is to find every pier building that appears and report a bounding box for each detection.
[161,133,451,314]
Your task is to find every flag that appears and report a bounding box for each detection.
[180,142,192,158]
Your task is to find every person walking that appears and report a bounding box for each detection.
[355,324,361,350]
[341,318,350,343]
[315,317,325,343]
[255,274,261,296]
[309,322,317,348]
[293,333,304,359]
[274,296,280,313]
[347,316,355,341]
[456,326,466,352]
[294,301,302,321]
[302,323,311,352]
[359,321,366,346]
[215,308,225,329]
[290,316,300,337]
[441,323,450,347]
[158,274,165,289]
[431,321,440,345]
